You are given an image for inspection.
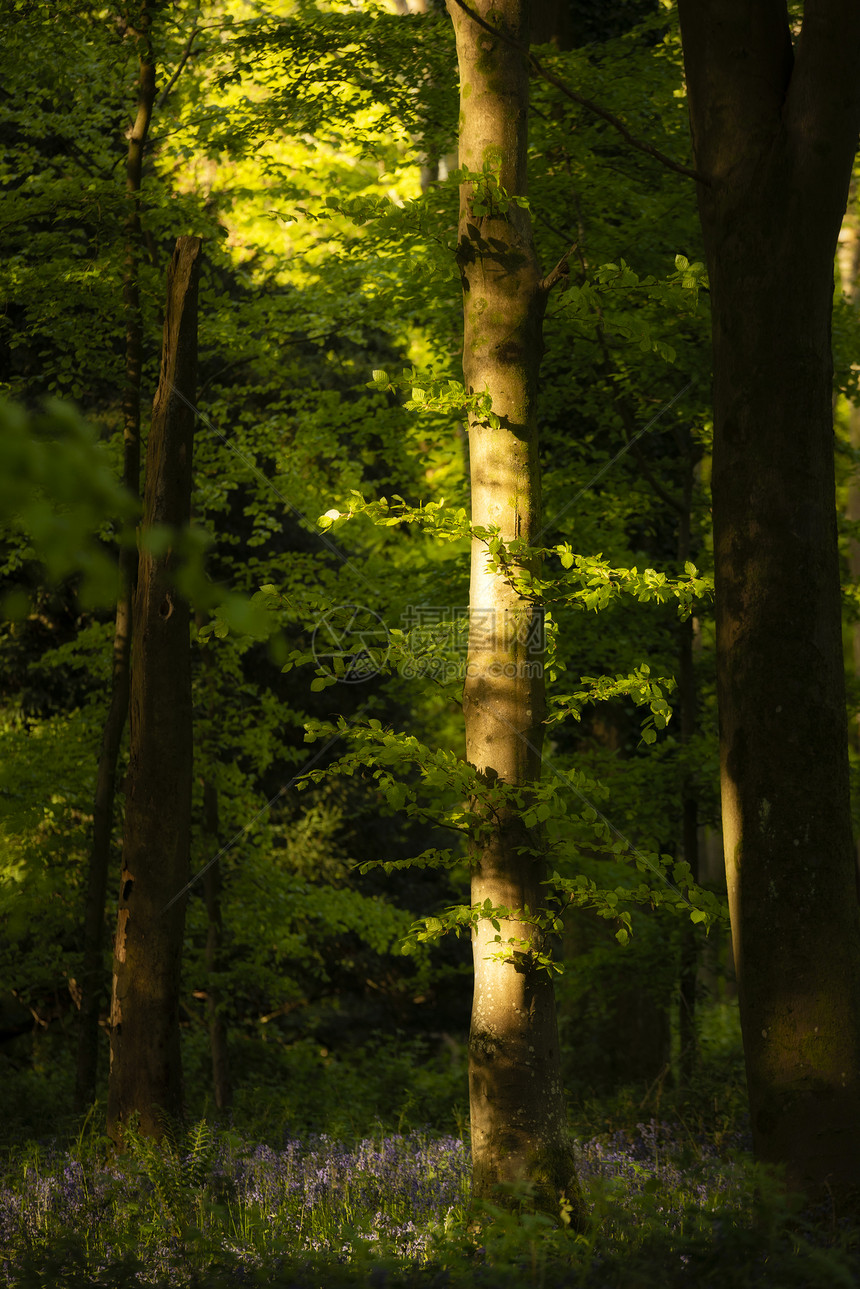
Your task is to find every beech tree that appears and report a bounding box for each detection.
[447,0,584,1219]
[75,0,155,1113]
[678,2,860,1194]
[107,237,202,1142]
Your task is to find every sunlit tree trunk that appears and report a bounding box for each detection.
[75,0,155,1112]
[447,0,585,1223]
[107,236,202,1143]
[679,1,860,1197]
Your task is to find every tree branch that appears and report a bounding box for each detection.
[591,302,686,515]
[540,242,577,292]
[623,426,685,515]
[448,0,708,186]
[155,28,200,111]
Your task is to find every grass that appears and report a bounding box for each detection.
[3,1113,860,1287]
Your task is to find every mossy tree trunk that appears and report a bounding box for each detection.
[447,0,585,1224]
[679,1,860,1196]
[107,236,202,1143]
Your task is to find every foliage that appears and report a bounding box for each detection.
[0,400,137,609]
[3,0,847,1268]
[3,1116,860,1288]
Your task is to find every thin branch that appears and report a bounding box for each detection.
[534,210,573,245]
[593,315,686,514]
[155,28,200,111]
[448,0,708,186]
[623,426,686,515]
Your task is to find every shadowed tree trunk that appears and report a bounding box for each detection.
[839,192,860,671]
[676,431,702,1088]
[107,235,202,1143]
[837,185,860,891]
[74,0,155,1112]
[202,785,231,1112]
[678,0,860,1197]
[196,619,232,1112]
[447,0,585,1223]
[611,387,704,1088]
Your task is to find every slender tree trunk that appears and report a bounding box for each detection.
[679,2,860,1196]
[447,0,585,1223]
[193,608,232,1110]
[107,236,202,1143]
[837,187,860,892]
[197,631,232,1110]
[202,798,232,1111]
[608,390,704,1087]
[676,436,701,1088]
[74,4,156,1112]
[839,192,860,651]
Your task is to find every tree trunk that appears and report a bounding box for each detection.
[107,236,202,1143]
[201,771,231,1110]
[836,186,860,893]
[839,190,860,651]
[676,436,701,1089]
[447,0,585,1223]
[74,0,155,1113]
[203,853,231,1110]
[193,607,232,1111]
[678,1,860,1196]
[677,610,700,1088]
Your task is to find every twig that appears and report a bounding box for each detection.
[623,425,685,515]
[155,29,201,111]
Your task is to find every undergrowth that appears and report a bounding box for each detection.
[2,1116,860,1288]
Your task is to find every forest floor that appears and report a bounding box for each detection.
[2,1111,860,1287]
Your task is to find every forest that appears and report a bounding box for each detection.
[3,0,860,1284]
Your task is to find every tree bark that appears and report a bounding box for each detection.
[678,1,860,1196]
[839,190,860,649]
[202,835,232,1111]
[107,236,202,1143]
[447,0,585,1223]
[200,748,231,1109]
[74,2,155,1112]
[836,186,860,892]
[676,435,701,1089]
